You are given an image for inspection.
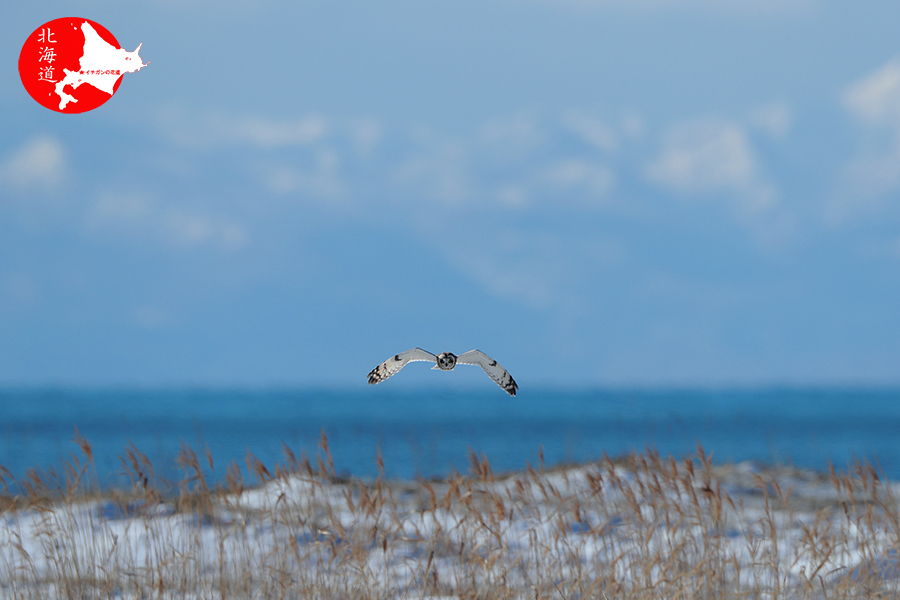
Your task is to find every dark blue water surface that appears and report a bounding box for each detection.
[1,387,898,489]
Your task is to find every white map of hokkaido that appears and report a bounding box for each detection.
[55,22,148,110]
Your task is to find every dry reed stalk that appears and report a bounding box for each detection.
[3,435,900,599]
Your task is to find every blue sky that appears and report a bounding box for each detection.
[3,1,900,387]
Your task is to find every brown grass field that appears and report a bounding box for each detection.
[2,432,900,599]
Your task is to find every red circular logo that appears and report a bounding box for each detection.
[19,18,148,114]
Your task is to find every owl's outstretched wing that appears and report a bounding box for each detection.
[456,350,518,396]
[367,348,437,385]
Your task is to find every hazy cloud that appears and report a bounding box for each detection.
[443,231,571,309]
[393,141,473,207]
[518,0,813,15]
[749,103,792,138]
[86,192,247,250]
[646,118,757,194]
[157,108,328,149]
[346,118,384,156]
[433,227,627,310]
[620,112,646,140]
[840,58,900,199]
[161,210,247,249]
[844,59,900,125]
[0,135,68,193]
[225,114,328,148]
[479,112,543,151]
[561,112,618,152]
[541,159,615,200]
[644,117,786,241]
[394,113,620,211]
[258,150,345,200]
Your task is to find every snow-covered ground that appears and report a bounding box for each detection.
[3,450,900,599]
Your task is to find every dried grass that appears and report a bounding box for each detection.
[1,433,899,599]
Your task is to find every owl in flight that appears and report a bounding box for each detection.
[367,348,518,396]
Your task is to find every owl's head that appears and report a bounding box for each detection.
[435,352,457,370]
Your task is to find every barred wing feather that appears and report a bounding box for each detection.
[367,348,437,385]
[456,350,518,396]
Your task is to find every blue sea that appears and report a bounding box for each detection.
[1,387,899,490]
